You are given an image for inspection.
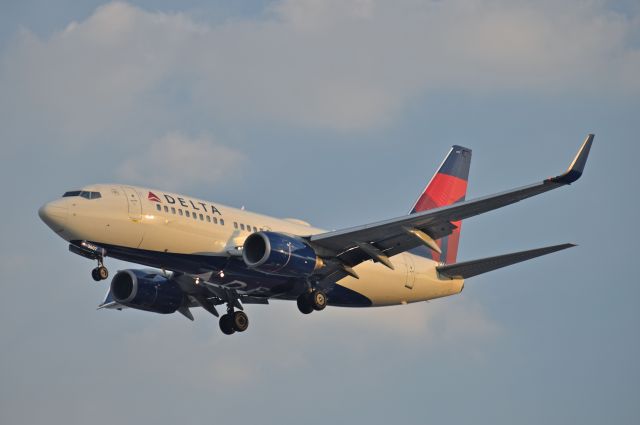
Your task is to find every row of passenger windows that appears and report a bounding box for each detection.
[234,222,261,233]
[154,203,266,233]
[155,203,225,225]
[63,190,102,199]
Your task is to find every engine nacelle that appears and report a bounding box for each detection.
[242,231,323,277]
[110,269,184,314]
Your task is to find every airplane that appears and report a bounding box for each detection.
[38,135,593,335]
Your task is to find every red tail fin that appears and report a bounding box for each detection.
[410,145,471,263]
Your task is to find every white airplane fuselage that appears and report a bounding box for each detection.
[40,184,464,307]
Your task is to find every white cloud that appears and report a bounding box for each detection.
[1,0,638,138]
[271,0,375,30]
[115,132,246,190]
[0,2,203,143]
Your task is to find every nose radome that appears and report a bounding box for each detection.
[38,199,68,233]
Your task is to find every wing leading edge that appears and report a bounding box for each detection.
[309,135,593,274]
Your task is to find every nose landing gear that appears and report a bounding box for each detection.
[91,256,109,282]
[91,265,109,281]
[68,242,109,282]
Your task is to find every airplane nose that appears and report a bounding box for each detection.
[38,199,68,233]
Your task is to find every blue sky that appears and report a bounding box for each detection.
[1,1,639,424]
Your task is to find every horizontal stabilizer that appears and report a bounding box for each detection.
[436,243,575,279]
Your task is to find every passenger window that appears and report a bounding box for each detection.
[199,214,204,220]
[234,222,238,229]
[171,207,176,214]
[240,224,245,230]
[193,214,197,220]
[213,217,218,224]
[185,211,190,218]
[179,209,183,216]
[220,219,225,226]
[246,224,251,231]
[253,226,258,232]
[206,216,211,222]
[164,206,169,213]
[156,204,161,211]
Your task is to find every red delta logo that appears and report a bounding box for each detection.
[148,192,161,202]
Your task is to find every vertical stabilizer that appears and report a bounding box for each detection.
[409,145,471,263]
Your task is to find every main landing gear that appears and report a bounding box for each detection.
[297,289,327,315]
[91,258,109,282]
[219,306,249,335]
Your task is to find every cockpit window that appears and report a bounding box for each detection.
[81,191,101,199]
[63,191,101,199]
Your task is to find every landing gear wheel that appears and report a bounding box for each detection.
[232,311,249,332]
[219,314,236,335]
[91,266,109,281]
[97,266,109,280]
[310,290,327,311]
[297,293,314,315]
[91,268,101,282]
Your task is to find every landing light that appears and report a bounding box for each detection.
[144,215,155,220]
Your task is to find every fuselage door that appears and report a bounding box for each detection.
[122,186,142,221]
[404,254,416,289]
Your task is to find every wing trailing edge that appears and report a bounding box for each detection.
[436,243,576,279]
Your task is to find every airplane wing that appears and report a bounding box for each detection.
[309,135,593,278]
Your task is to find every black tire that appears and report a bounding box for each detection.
[297,294,314,315]
[97,266,109,280]
[310,290,327,311]
[219,314,235,335]
[91,268,101,282]
[232,311,249,332]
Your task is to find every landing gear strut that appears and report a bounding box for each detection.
[69,242,109,282]
[297,289,328,314]
[91,258,109,282]
[219,306,249,335]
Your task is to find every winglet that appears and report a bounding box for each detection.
[551,134,594,184]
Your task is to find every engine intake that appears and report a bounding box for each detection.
[242,231,322,277]
[110,269,184,314]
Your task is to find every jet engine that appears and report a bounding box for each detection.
[110,269,184,314]
[242,231,323,277]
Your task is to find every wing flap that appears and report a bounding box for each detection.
[436,243,575,279]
